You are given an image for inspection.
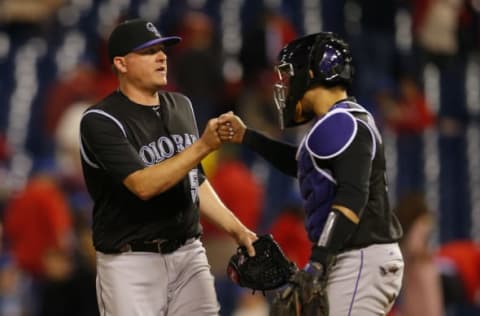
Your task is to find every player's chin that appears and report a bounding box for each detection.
[152,72,167,84]
[153,77,167,87]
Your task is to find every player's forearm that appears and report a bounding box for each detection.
[243,129,298,177]
[123,139,212,200]
[198,181,247,235]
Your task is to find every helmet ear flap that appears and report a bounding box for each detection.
[310,34,353,86]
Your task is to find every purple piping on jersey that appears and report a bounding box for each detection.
[83,110,127,137]
[348,250,364,316]
[133,36,181,51]
[357,120,377,160]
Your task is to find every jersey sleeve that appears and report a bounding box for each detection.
[80,111,145,182]
[243,129,298,177]
[330,122,374,216]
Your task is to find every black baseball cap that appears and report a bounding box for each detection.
[107,18,181,62]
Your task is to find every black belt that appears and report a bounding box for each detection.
[119,237,197,254]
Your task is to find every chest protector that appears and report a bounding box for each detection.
[297,101,380,242]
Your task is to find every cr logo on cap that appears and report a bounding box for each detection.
[146,22,161,37]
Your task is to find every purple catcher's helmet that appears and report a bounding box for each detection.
[273,32,354,129]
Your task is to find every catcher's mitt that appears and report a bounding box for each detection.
[226,234,297,292]
[270,265,329,316]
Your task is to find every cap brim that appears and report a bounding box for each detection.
[133,36,182,51]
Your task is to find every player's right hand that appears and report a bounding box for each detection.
[200,118,222,151]
[218,111,246,143]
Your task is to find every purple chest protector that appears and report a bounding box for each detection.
[297,109,357,242]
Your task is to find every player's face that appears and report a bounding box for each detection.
[125,44,168,90]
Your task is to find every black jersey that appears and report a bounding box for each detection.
[331,105,403,249]
[80,90,204,253]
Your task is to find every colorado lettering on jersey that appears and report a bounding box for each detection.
[139,133,198,165]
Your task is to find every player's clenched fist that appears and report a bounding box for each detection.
[218,111,246,143]
[200,118,222,150]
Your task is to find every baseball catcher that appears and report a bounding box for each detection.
[219,31,404,316]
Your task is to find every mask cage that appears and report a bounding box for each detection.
[273,63,294,129]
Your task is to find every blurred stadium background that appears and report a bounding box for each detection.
[0,0,479,315]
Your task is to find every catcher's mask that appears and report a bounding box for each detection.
[273,32,354,129]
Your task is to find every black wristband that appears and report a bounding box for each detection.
[310,245,335,269]
[242,128,257,145]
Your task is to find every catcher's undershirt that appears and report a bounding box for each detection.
[243,113,402,250]
[80,90,204,253]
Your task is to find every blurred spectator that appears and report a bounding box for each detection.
[54,102,92,220]
[410,0,469,122]
[0,0,63,24]
[54,102,87,181]
[42,59,118,141]
[172,11,225,130]
[37,247,75,315]
[2,166,83,314]
[43,64,98,138]
[347,0,399,113]
[414,0,463,59]
[379,75,435,134]
[0,134,9,163]
[436,240,480,316]
[377,75,435,198]
[240,8,297,84]
[204,145,264,237]
[394,192,445,316]
[269,202,310,269]
[3,170,73,277]
[410,0,471,244]
[37,217,99,316]
[2,162,98,315]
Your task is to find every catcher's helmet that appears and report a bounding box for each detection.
[273,32,354,129]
